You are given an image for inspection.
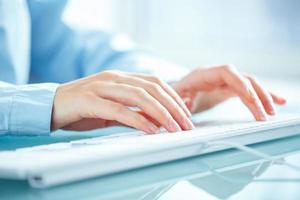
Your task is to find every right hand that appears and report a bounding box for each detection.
[51,70,194,134]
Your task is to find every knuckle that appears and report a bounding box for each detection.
[261,95,273,105]
[240,87,249,97]
[99,70,121,79]
[165,116,176,127]
[161,111,173,122]
[248,92,258,104]
[243,77,252,86]
[238,80,249,92]
[239,79,253,96]
[90,80,103,88]
[86,110,98,118]
[222,64,236,72]
[81,91,95,101]
[176,114,186,124]
[149,76,163,84]
[86,81,105,93]
[134,88,148,99]
[246,75,258,83]
[148,82,161,93]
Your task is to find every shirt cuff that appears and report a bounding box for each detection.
[9,83,59,136]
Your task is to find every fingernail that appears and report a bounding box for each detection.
[281,98,287,103]
[259,114,267,121]
[257,105,268,121]
[269,108,276,115]
[167,120,181,132]
[268,102,277,115]
[183,118,195,130]
[146,123,159,134]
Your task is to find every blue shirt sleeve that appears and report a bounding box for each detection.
[0,81,58,135]
[0,0,187,136]
[27,0,188,84]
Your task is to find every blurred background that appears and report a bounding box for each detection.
[63,0,300,80]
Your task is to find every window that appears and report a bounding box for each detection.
[64,0,300,79]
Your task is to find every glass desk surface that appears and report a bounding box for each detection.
[0,80,299,200]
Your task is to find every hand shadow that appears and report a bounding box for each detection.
[0,126,134,151]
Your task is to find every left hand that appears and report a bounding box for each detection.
[172,65,286,121]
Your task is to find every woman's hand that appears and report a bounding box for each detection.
[51,71,193,133]
[173,65,286,121]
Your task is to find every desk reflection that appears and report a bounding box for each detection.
[1,135,300,200]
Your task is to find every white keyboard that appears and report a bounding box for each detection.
[1,114,300,188]
[10,114,300,154]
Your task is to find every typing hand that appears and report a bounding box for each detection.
[51,71,193,133]
[173,65,286,121]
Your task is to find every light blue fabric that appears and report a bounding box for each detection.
[0,0,187,136]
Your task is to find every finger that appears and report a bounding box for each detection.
[245,75,276,115]
[183,97,194,111]
[85,96,159,134]
[137,110,161,127]
[270,92,287,105]
[92,82,182,132]
[239,84,267,121]
[217,66,267,121]
[116,75,194,130]
[128,73,192,118]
